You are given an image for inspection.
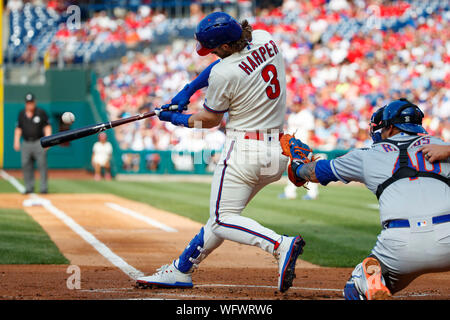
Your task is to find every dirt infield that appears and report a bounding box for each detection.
[0,193,449,300]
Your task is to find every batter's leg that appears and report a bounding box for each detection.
[209,162,282,253]
[174,218,224,273]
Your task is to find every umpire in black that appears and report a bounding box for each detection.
[13,93,52,194]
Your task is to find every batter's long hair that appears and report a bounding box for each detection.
[228,20,253,52]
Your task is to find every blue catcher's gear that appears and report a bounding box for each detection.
[370,99,427,143]
[344,280,363,300]
[369,106,385,143]
[195,12,242,56]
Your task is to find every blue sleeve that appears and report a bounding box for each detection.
[315,159,339,186]
[188,59,221,93]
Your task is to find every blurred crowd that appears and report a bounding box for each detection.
[98,0,449,153]
[7,0,450,154]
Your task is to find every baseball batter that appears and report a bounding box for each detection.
[282,98,450,299]
[136,12,305,293]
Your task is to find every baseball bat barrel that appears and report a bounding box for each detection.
[40,110,158,148]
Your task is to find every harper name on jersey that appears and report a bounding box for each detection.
[204,30,287,131]
[238,40,280,76]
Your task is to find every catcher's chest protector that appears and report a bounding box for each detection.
[375,137,450,199]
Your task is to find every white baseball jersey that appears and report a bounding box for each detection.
[204,30,286,131]
[317,133,450,223]
[287,109,315,142]
[92,141,113,167]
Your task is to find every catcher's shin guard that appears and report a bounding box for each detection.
[344,279,364,300]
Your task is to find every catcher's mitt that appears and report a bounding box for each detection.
[280,134,316,187]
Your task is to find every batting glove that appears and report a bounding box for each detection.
[162,84,192,113]
[157,109,191,127]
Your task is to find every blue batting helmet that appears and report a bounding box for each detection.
[370,98,427,136]
[195,12,242,56]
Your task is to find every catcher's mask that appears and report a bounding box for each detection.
[370,98,427,143]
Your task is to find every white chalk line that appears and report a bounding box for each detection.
[0,169,26,193]
[39,197,144,280]
[1,170,144,280]
[78,285,440,299]
[0,169,441,299]
[196,283,342,292]
[105,202,177,232]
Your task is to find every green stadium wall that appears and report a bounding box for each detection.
[3,68,118,170]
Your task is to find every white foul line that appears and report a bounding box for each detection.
[0,170,144,280]
[105,202,177,232]
[40,198,144,280]
[196,283,343,292]
[0,170,26,194]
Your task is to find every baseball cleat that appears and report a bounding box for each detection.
[362,257,392,300]
[274,235,305,293]
[136,262,193,289]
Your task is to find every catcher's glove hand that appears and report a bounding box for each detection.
[280,134,315,187]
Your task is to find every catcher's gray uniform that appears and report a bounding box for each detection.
[315,132,450,294]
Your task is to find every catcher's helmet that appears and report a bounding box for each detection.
[195,12,242,56]
[370,98,427,140]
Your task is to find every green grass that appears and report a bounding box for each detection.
[0,208,69,264]
[0,178,381,267]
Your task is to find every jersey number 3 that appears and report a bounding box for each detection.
[261,64,281,99]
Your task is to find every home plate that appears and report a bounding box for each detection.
[23,197,51,207]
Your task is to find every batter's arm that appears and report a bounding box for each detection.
[188,108,224,129]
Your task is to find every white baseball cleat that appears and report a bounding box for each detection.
[274,235,305,293]
[136,262,193,289]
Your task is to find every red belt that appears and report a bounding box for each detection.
[244,131,284,141]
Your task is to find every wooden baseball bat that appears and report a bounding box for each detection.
[40,106,174,148]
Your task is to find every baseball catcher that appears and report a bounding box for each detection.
[281,98,450,300]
